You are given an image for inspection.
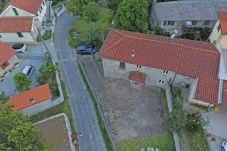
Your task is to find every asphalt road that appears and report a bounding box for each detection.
[54,13,106,151]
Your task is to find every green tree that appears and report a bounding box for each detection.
[0,106,48,151]
[107,0,122,12]
[13,72,31,92]
[83,2,100,21]
[37,62,56,84]
[0,92,9,104]
[115,0,149,33]
[67,0,98,15]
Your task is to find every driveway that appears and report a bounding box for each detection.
[54,13,106,151]
[0,44,45,96]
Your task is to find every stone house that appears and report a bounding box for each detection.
[99,29,227,106]
[0,16,38,44]
[6,84,52,116]
[150,0,227,34]
[0,42,19,79]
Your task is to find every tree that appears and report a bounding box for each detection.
[0,92,9,104]
[107,0,122,12]
[0,106,48,151]
[37,62,56,84]
[13,72,31,92]
[83,2,100,22]
[115,0,149,33]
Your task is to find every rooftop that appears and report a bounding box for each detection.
[0,16,33,33]
[6,84,52,111]
[218,11,227,34]
[100,29,220,104]
[0,42,16,65]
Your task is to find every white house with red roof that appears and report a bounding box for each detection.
[99,29,227,106]
[0,16,38,43]
[0,0,48,28]
[0,42,19,80]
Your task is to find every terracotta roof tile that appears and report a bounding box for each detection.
[218,11,227,34]
[100,29,220,104]
[6,84,52,111]
[0,16,33,32]
[0,42,16,65]
[5,0,43,14]
[129,71,146,83]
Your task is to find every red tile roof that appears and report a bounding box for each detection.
[6,84,52,111]
[0,16,33,32]
[0,42,16,65]
[218,11,227,34]
[100,29,220,104]
[5,0,43,14]
[129,71,146,83]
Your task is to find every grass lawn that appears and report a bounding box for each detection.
[117,133,175,151]
[30,81,75,131]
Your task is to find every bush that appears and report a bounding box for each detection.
[0,92,9,104]
[180,27,212,41]
[42,30,52,40]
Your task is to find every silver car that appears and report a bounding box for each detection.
[11,44,27,53]
[222,139,227,151]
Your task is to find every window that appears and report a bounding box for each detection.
[163,21,167,26]
[40,6,43,11]
[203,20,210,26]
[0,61,9,69]
[163,70,168,74]
[137,65,142,68]
[163,21,175,26]
[192,21,197,25]
[42,0,45,5]
[217,24,221,32]
[17,32,23,38]
[159,80,165,84]
[119,62,125,69]
[12,8,18,15]
[0,35,2,38]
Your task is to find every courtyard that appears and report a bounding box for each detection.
[80,56,166,141]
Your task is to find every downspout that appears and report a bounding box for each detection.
[218,79,223,104]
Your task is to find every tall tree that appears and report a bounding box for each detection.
[0,106,48,151]
[13,72,31,92]
[107,0,122,12]
[83,2,100,21]
[115,0,149,33]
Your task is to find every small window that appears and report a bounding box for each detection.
[0,35,2,38]
[203,20,210,26]
[158,80,165,84]
[40,6,43,11]
[163,70,168,74]
[17,32,23,38]
[163,21,167,26]
[170,21,175,25]
[42,0,45,5]
[12,8,18,15]
[217,24,221,32]
[137,65,142,68]
[119,62,125,69]
[192,21,197,25]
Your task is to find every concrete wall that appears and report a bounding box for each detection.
[102,59,194,88]
[1,6,33,16]
[0,55,19,76]
[0,32,36,43]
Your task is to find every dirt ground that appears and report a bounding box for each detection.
[80,56,166,141]
[35,116,70,151]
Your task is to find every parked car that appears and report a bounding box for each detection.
[22,65,34,78]
[76,45,97,55]
[11,44,27,53]
[222,139,227,151]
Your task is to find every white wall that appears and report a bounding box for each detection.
[1,6,34,16]
[0,32,36,43]
[0,55,19,76]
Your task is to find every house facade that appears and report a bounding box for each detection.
[0,42,19,79]
[6,84,52,116]
[0,16,38,44]
[150,0,227,33]
[1,0,48,28]
[99,29,227,106]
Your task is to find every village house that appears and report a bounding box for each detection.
[0,16,38,44]
[99,29,227,106]
[0,42,19,80]
[6,84,52,116]
[0,0,54,28]
[150,0,227,34]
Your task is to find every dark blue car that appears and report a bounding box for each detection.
[76,45,97,55]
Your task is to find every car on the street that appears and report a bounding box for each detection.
[76,45,97,55]
[222,139,227,151]
[11,44,27,53]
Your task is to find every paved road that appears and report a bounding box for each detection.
[54,13,106,151]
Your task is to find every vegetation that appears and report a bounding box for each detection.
[42,30,52,40]
[78,63,114,151]
[179,27,212,41]
[0,106,48,151]
[117,133,175,151]
[0,92,9,104]
[0,0,9,13]
[13,72,31,92]
[83,2,101,22]
[52,0,64,6]
[30,81,75,132]
[107,0,122,12]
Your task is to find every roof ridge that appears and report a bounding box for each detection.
[116,30,218,55]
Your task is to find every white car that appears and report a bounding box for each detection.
[222,139,227,151]
[11,44,26,53]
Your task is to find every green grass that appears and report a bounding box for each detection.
[117,133,175,151]
[78,63,114,151]
[30,81,75,132]
[160,88,169,117]
[42,30,52,40]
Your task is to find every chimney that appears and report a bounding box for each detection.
[131,50,136,58]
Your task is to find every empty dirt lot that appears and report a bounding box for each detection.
[80,56,166,141]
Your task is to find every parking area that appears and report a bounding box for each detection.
[80,56,166,141]
[0,44,46,96]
